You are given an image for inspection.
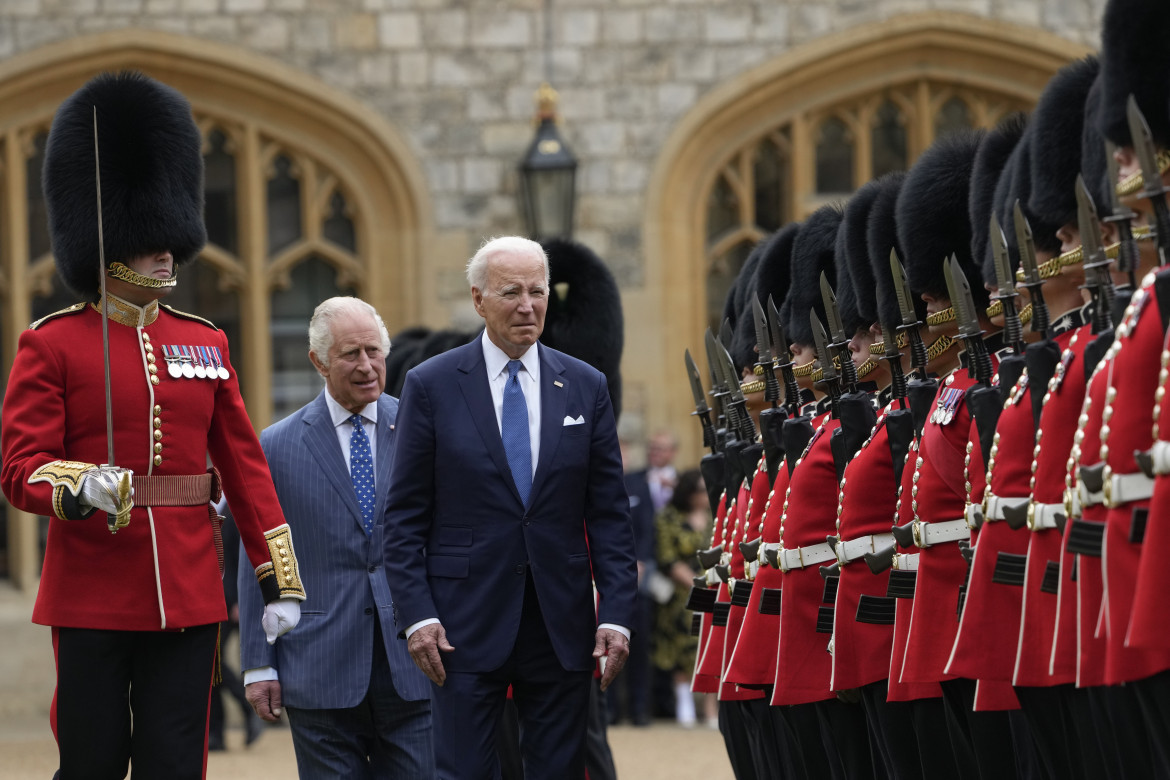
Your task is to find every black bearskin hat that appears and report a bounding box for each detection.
[1028,57,1100,229]
[1082,77,1114,214]
[782,204,843,346]
[837,178,884,332]
[969,113,1027,281]
[868,172,918,330]
[1097,0,1170,148]
[896,128,987,307]
[728,243,766,374]
[1004,130,1062,265]
[755,222,801,314]
[540,238,624,418]
[44,71,206,300]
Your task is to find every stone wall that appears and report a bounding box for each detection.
[0,1,1106,325]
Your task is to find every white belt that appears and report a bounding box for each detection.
[1104,470,1155,508]
[965,503,982,529]
[983,494,1029,522]
[892,552,920,571]
[834,533,896,565]
[1029,502,1064,531]
[911,519,969,548]
[776,542,836,573]
[1075,482,1102,511]
[1146,441,1170,476]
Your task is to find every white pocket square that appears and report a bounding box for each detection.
[563,415,585,426]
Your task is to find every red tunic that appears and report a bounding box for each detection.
[1097,278,1170,682]
[1014,324,1092,687]
[691,493,728,694]
[1,300,296,632]
[724,460,792,687]
[948,367,1038,682]
[772,415,841,705]
[901,372,977,686]
[887,439,944,703]
[718,467,767,701]
[831,404,899,691]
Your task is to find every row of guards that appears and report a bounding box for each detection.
[681,1,1170,778]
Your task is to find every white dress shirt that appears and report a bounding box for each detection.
[244,392,379,686]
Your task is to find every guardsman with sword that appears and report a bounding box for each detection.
[0,72,306,778]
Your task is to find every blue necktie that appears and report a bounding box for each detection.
[502,360,532,507]
[348,413,375,535]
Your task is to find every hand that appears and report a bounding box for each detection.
[407,623,455,686]
[593,627,630,692]
[262,599,301,645]
[245,680,284,722]
[79,466,134,516]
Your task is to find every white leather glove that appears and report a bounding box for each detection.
[262,598,301,645]
[79,467,134,515]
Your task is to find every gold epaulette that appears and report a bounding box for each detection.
[28,302,86,330]
[160,304,217,330]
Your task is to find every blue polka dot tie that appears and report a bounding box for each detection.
[502,360,532,507]
[348,414,375,535]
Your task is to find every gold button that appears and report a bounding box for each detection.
[282,566,291,575]
[154,405,161,415]
[154,442,163,453]
[281,556,290,565]
[141,333,151,341]
[146,353,156,364]
[154,430,163,441]
[153,417,162,428]
[147,364,158,375]
[153,455,162,466]
[144,343,154,353]
[150,375,160,386]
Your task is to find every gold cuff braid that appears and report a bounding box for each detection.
[29,460,96,495]
[257,524,306,601]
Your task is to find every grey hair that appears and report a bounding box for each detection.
[465,235,550,291]
[308,296,392,367]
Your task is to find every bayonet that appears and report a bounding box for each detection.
[685,349,717,453]
[943,255,992,385]
[1015,202,1050,341]
[820,272,858,392]
[1076,175,1115,334]
[891,250,929,378]
[881,321,907,401]
[1104,140,1140,295]
[811,311,841,412]
[719,340,758,442]
[1127,95,1170,267]
[752,297,780,406]
[703,328,730,448]
[768,295,801,413]
[990,214,1025,355]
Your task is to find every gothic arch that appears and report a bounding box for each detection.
[639,11,1092,457]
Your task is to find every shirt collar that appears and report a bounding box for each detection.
[481,330,539,382]
[324,390,378,429]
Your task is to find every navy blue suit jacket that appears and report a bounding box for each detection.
[383,340,638,674]
[239,391,430,709]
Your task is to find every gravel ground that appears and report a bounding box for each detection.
[0,584,734,779]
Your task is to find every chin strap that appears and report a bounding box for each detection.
[108,261,178,289]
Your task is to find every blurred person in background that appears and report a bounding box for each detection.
[652,469,717,728]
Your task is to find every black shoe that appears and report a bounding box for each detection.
[208,733,226,752]
[245,711,265,747]
[632,713,651,727]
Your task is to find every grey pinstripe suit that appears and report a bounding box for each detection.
[239,390,432,777]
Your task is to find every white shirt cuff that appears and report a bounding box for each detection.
[406,618,441,638]
[243,666,278,686]
[598,623,630,641]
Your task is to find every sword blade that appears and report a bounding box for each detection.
[94,107,115,470]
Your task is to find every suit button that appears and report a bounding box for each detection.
[364,607,373,615]
[523,520,530,527]
[368,565,377,573]
[514,565,524,575]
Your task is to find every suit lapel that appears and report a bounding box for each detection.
[302,391,366,532]
[457,342,523,506]
[530,346,567,505]
[373,395,396,525]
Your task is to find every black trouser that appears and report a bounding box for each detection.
[1131,669,1170,779]
[939,678,1022,780]
[861,680,935,780]
[814,696,876,780]
[55,624,218,780]
[208,621,249,743]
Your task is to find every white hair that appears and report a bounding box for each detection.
[465,235,550,291]
[308,296,392,367]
